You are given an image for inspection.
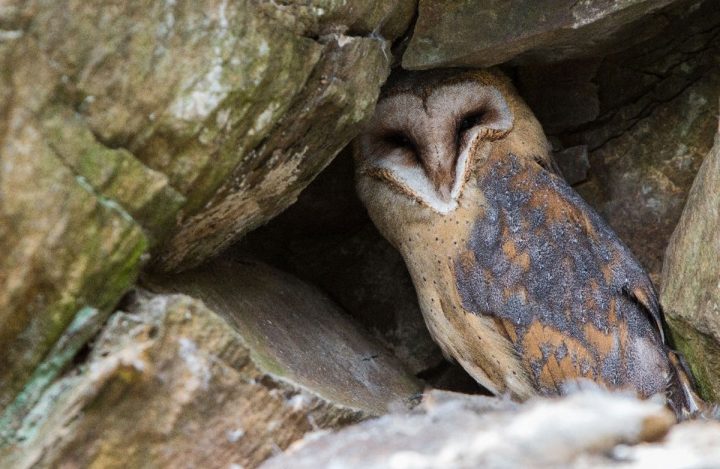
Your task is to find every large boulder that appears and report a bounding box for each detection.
[1,261,422,468]
[402,0,683,69]
[0,0,413,412]
[261,390,720,469]
[661,125,720,402]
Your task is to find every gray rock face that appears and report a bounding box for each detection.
[261,389,720,469]
[661,128,720,402]
[150,259,424,416]
[518,1,720,283]
[402,0,681,69]
[0,0,412,414]
[1,268,422,468]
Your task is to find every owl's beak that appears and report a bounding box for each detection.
[423,148,456,203]
[432,177,452,202]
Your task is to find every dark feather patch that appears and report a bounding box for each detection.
[454,153,671,398]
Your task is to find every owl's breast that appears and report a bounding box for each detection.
[397,191,535,399]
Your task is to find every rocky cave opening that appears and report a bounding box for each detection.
[4,0,720,467]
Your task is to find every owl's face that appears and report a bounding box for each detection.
[354,69,551,247]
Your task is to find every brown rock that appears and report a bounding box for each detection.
[154,32,393,271]
[150,259,424,415]
[554,145,591,185]
[0,0,412,416]
[1,279,421,468]
[661,125,720,402]
[0,106,147,410]
[402,0,680,69]
[261,390,680,469]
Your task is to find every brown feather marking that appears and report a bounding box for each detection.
[502,319,519,343]
[458,249,477,272]
[521,321,605,392]
[582,322,616,364]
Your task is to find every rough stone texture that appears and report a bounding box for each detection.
[154,32,391,271]
[0,109,148,410]
[149,259,424,415]
[0,286,421,469]
[661,127,720,402]
[402,0,682,69]
[260,390,709,469]
[0,0,412,415]
[518,0,720,283]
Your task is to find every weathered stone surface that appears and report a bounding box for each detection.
[661,127,720,402]
[262,390,695,469]
[156,32,391,271]
[0,0,411,415]
[21,0,408,271]
[403,0,681,69]
[150,259,424,415]
[518,1,720,282]
[1,284,421,468]
[554,145,591,185]
[40,107,186,243]
[0,114,147,410]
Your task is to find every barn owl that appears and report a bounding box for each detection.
[354,68,700,417]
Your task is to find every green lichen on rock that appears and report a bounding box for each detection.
[26,0,406,273]
[662,130,720,402]
[156,33,394,271]
[0,0,412,418]
[0,123,148,410]
[1,288,419,468]
[41,106,186,244]
[667,317,720,402]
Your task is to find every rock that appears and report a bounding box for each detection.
[518,59,601,134]
[0,112,147,411]
[606,419,720,468]
[0,0,411,415]
[518,1,720,282]
[154,31,392,271]
[261,390,686,469]
[661,126,720,402]
[0,282,421,469]
[554,145,591,185]
[150,259,424,415]
[402,0,681,69]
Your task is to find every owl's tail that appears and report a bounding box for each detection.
[666,349,707,419]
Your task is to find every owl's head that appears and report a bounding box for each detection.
[354,69,551,244]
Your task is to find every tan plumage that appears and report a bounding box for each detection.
[354,68,700,417]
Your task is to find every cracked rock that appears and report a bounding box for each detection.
[0,0,413,417]
[403,0,683,69]
[1,270,422,468]
[260,389,718,469]
[661,122,720,402]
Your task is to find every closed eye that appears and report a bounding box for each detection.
[456,111,486,147]
[384,131,416,151]
[382,132,421,166]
